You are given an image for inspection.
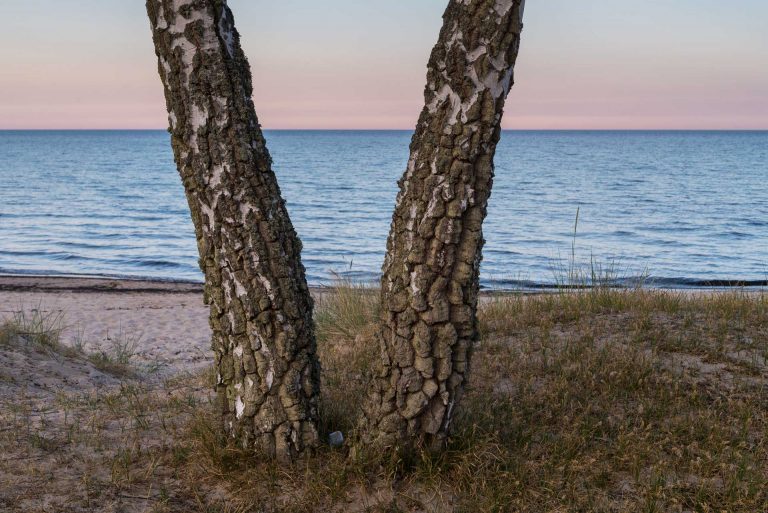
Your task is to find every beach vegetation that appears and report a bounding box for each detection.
[1,286,766,511]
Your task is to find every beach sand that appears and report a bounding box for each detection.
[0,275,212,373]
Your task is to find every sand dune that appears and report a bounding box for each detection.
[0,276,212,372]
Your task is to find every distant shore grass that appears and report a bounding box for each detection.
[0,286,766,512]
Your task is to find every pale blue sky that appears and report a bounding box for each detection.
[1,0,766,128]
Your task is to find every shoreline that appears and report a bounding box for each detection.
[1,273,764,297]
[0,274,363,297]
[0,274,203,294]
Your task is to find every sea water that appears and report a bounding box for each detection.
[1,130,766,289]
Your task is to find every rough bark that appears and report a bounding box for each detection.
[146,0,319,462]
[362,0,526,451]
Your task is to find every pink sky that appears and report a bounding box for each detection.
[1,0,766,130]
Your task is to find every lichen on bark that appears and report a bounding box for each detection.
[361,0,526,452]
[146,0,320,462]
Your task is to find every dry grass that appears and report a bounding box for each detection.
[0,307,72,356]
[3,310,140,378]
[84,327,141,378]
[314,282,380,438]
[469,289,768,512]
[0,287,766,512]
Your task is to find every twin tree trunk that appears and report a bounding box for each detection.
[361,0,525,451]
[146,0,320,462]
[147,0,525,461]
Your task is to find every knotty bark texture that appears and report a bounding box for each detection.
[362,0,526,451]
[146,0,319,462]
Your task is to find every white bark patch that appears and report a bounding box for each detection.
[221,277,238,335]
[257,275,275,301]
[208,164,224,188]
[488,51,507,72]
[223,276,233,303]
[159,56,172,79]
[163,1,221,156]
[406,204,419,231]
[466,46,487,63]
[426,84,462,122]
[464,184,476,206]
[425,187,444,218]
[155,2,168,30]
[233,274,248,298]
[199,200,216,233]
[424,2,519,128]
[494,0,515,17]
[239,202,257,225]
[410,271,421,297]
[441,181,455,202]
[234,345,244,358]
[188,104,208,150]
[167,7,216,76]
[233,383,243,417]
[261,344,275,391]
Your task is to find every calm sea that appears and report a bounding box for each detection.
[1,130,766,289]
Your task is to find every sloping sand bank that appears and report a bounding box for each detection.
[0,276,211,372]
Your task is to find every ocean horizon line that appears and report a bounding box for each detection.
[1,128,767,133]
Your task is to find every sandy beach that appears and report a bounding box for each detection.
[0,275,212,373]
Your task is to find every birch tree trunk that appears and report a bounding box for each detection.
[146,0,319,462]
[362,0,526,452]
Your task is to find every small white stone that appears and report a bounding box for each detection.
[328,431,344,448]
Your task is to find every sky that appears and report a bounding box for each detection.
[1,0,767,130]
